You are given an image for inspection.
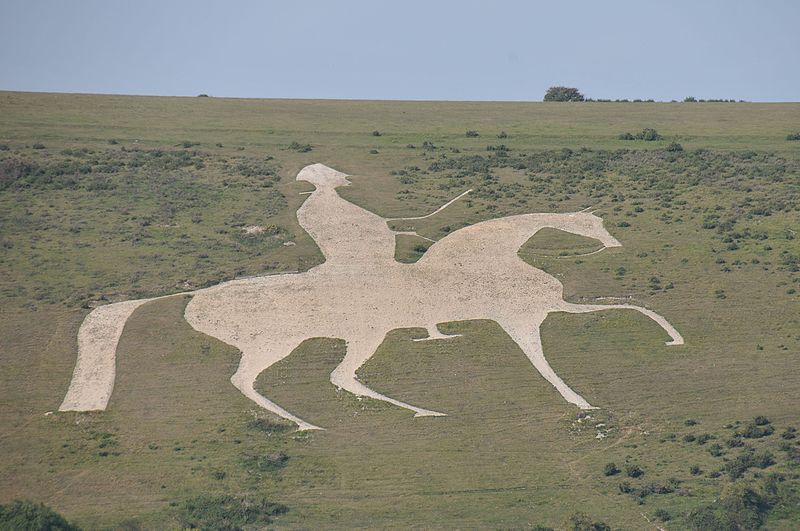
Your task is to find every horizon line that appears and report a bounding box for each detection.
[2,89,798,104]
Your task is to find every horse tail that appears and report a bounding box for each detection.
[59,296,163,411]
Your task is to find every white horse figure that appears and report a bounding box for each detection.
[60,164,683,430]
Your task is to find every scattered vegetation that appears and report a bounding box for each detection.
[0,500,80,531]
[176,494,288,530]
[565,511,610,530]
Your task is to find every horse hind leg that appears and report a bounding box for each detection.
[499,317,596,410]
[330,336,446,417]
[231,346,324,431]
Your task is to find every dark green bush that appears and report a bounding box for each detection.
[497,131,508,138]
[32,143,46,149]
[617,132,635,140]
[372,130,381,136]
[0,500,80,531]
[638,128,662,141]
[465,130,479,137]
[786,132,800,141]
[666,142,684,152]
[740,422,774,439]
[603,462,619,476]
[625,463,644,478]
[725,449,775,479]
[544,86,585,102]
[653,508,671,521]
[287,141,312,152]
[753,415,770,426]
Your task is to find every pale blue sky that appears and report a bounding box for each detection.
[1,0,798,101]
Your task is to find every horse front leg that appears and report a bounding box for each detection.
[232,343,324,431]
[559,302,684,346]
[330,334,446,417]
[499,315,596,410]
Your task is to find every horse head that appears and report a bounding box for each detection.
[296,163,351,189]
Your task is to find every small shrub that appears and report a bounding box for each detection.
[197,93,209,97]
[497,131,508,138]
[371,130,382,137]
[603,462,619,476]
[709,443,724,457]
[566,511,610,531]
[725,449,775,479]
[697,433,714,445]
[413,244,428,254]
[653,508,671,521]
[787,132,800,141]
[690,464,703,475]
[32,143,46,149]
[753,415,770,426]
[108,139,119,145]
[726,436,744,448]
[465,130,479,137]
[740,422,774,439]
[625,464,644,478]
[781,427,797,440]
[685,419,698,426]
[246,417,293,434]
[287,141,312,152]
[666,142,684,152]
[211,470,226,480]
[617,132,635,140]
[369,149,379,154]
[638,128,662,141]
[683,434,696,443]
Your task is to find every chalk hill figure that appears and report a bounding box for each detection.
[61,164,683,430]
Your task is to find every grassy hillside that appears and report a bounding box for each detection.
[1,91,799,529]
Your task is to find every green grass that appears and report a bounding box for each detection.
[520,227,604,257]
[0,91,799,529]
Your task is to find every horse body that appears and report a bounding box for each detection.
[62,163,683,430]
